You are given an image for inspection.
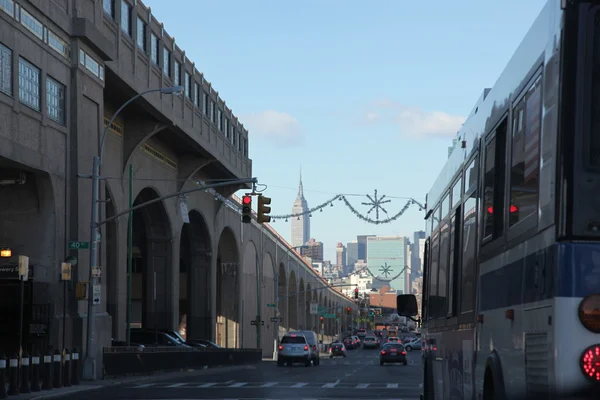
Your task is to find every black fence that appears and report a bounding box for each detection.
[102,347,261,378]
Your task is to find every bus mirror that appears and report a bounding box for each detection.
[397,294,418,317]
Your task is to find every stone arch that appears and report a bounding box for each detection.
[179,209,212,341]
[216,227,239,348]
[277,263,287,334]
[287,271,297,330]
[298,278,305,330]
[131,187,173,331]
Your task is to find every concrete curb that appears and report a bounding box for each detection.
[15,364,256,400]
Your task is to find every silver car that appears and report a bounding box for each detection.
[277,333,318,367]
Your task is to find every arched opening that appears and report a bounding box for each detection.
[287,271,297,330]
[277,263,287,335]
[305,283,312,330]
[104,186,120,339]
[131,188,172,331]
[0,166,56,354]
[179,210,212,341]
[216,227,239,348]
[298,279,305,330]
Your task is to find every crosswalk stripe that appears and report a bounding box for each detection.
[198,383,217,388]
[165,383,187,388]
[322,382,337,388]
[228,382,247,387]
[131,382,421,390]
[387,383,399,388]
[291,382,308,388]
[357,383,369,388]
[260,382,278,387]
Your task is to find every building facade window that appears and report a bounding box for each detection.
[184,72,191,99]
[18,57,40,111]
[217,109,222,130]
[0,43,11,96]
[150,33,159,64]
[163,48,170,77]
[194,83,200,107]
[121,1,131,36]
[203,92,209,114]
[173,61,180,86]
[46,77,65,124]
[136,17,146,51]
[103,0,114,18]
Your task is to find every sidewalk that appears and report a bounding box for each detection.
[4,364,255,400]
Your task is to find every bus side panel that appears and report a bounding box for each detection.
[476,228,556,400]
[437,327,476,400]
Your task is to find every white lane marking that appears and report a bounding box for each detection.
[228,382,247,387]
[291,382,308,387]
[322,380,339,388]
[134,383,155,388]
[387,383,399,388]
[165,383,187,388]
[260,382,278,387]
[197,382,217,387]
[357,383,370,388]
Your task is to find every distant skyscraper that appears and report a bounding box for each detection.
[357,235,375,260]
[291,171,310,247]
[346,241,358,268]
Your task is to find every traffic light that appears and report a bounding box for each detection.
[242,195,252,224]
[257,195,272,224]
[354,288,359,299]
[346,307,351,315]
[320,316,324,322]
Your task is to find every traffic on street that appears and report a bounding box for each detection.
[57,342,422,400]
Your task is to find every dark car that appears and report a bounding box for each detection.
[343,336,355,349]
[380,343,407,366]
[329,342,347,358]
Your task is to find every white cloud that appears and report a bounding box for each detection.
[363,99,466,139]
[240,110,303,147]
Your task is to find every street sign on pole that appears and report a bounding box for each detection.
[267,303,276,308]
[270,317,282,323]
[68,241,89,250]
[310,302,318,315]
[324,313,336,319]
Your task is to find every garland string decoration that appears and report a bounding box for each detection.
[196,182,426,226]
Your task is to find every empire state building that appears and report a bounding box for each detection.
[291,172,310,248]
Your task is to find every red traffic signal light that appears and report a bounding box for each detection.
[346,307,351,315]
[354,288,359,299]
[241,195,252,224]
[319,316,324,322]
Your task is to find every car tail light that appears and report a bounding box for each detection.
[304,345,309,351]
[381,350,386,355]
[581,344,600,381]
[342,347,345,351]
[401,351,407,355]
[278,345,283,351]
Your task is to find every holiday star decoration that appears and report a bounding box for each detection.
[378,263,392,278]
[362,190,391,221]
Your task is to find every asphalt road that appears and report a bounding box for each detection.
[59,346,423,400]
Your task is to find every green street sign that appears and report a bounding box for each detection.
[267,303,276,308]
[68,241,89,250]
[324,313,336,319]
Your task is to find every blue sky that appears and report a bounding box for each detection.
[144,0,547,261]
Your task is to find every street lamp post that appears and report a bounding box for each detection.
[82,86,184,381]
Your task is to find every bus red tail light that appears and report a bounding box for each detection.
[581,344,600,381]
[304,345,309,351]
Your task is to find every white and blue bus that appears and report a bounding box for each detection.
[397,1,600,399]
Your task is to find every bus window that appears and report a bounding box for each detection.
[429,231,440,319]
[438,222,450,318]
[461,194,477,313]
